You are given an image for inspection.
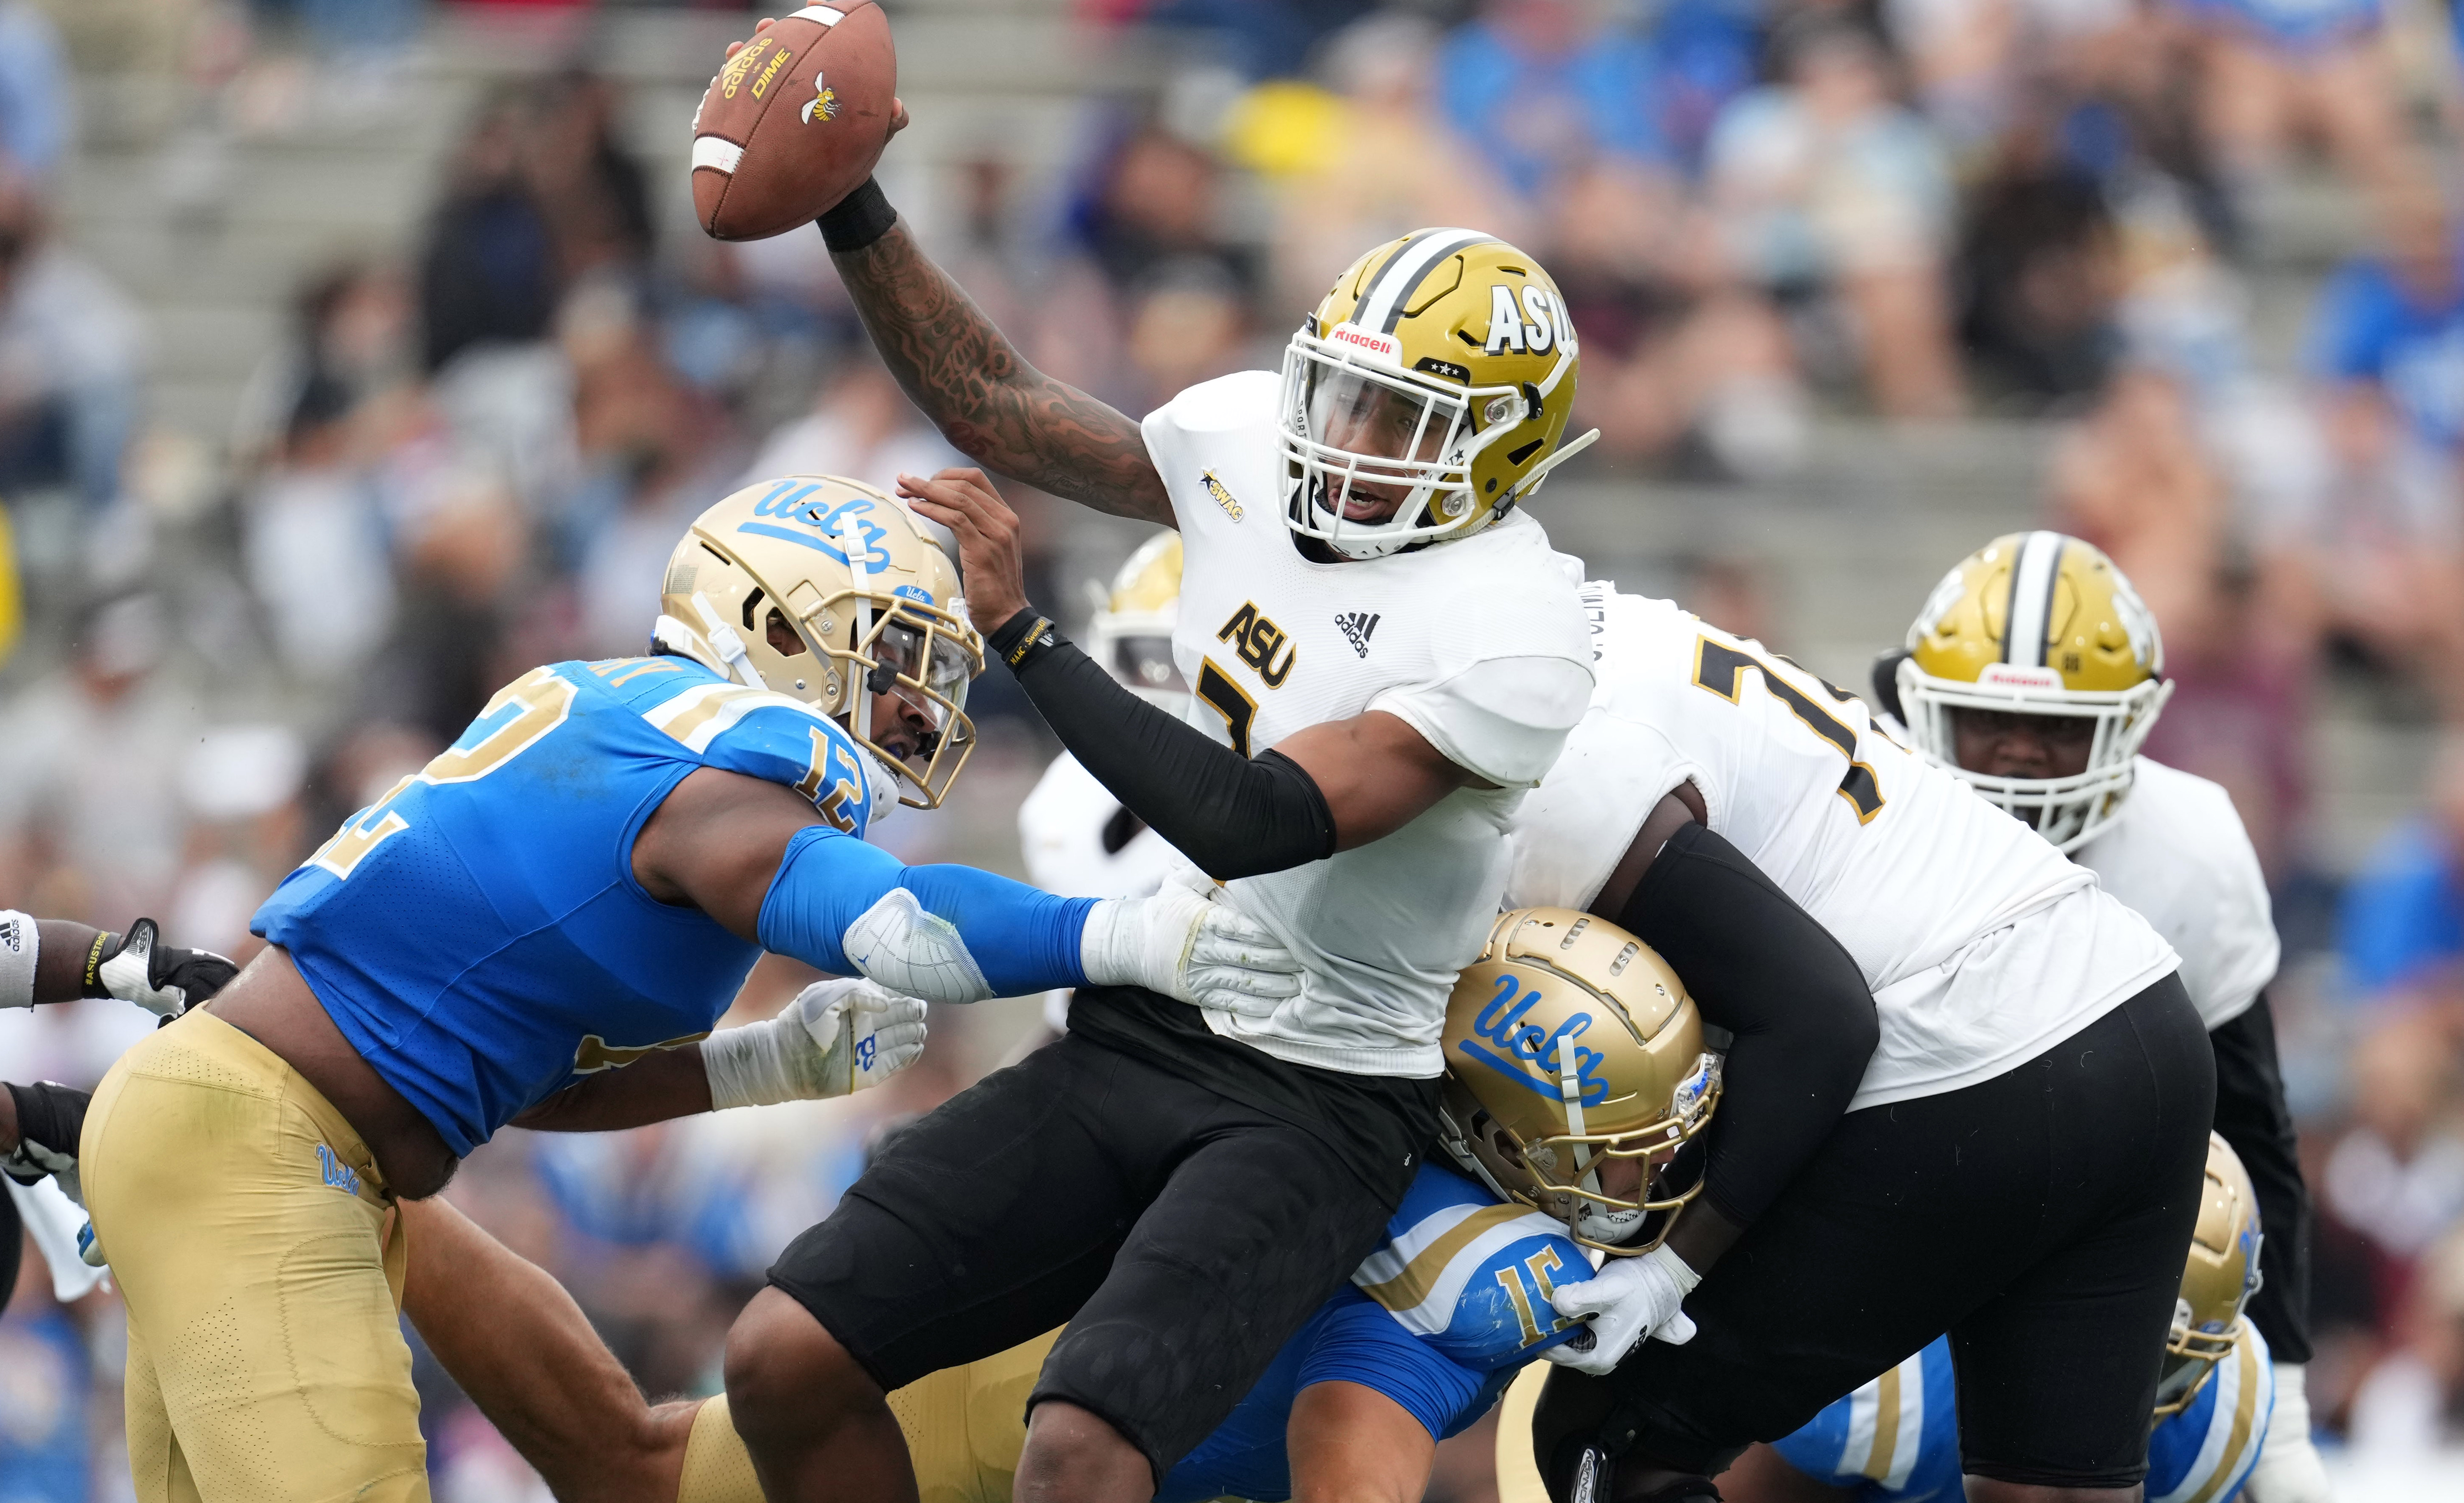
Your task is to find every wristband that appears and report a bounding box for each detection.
[988,609,1064,674]
[0,911,33,1009]
[702,1018,807,1112]
[816,177,898,253]
[80,931,123,999]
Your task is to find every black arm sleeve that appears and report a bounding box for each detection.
[2210,991,2313,1362]
[998,615,1336,880]
[1615,821,1880,1227]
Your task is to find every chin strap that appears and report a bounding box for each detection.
[1513,427,1602,504]
[690,591,767,691]
[840,517,876,750]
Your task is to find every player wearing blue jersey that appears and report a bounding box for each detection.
[75,475,1300,1503]
[328,908,1718,1503]
[1709,1134,2274,1503]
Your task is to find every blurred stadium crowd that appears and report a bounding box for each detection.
[10,0,2464,1495]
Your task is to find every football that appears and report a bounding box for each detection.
[691,2,896,242]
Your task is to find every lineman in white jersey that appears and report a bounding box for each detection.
[1499,582,2212,1503]
[737,168,1599,1503]
[1878,531,2327,1503]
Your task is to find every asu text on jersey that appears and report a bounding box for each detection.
[1144,370,1595,1076]
[255,655,876,1154]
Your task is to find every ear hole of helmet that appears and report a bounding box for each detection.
[765,607,808,657]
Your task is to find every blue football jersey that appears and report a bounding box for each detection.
[1773,1324,2272,1503]
[254,656,877,1155]
[1157,1164,1591,1503]
[2147,1321,2273,1503]
[1770,1339,1963,1503]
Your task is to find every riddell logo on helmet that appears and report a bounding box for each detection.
[1979,663,2063,690]
[1325,323,1401,364]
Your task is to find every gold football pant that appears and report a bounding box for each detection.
[82,1009,428,1503]
[884,1327,1060,1503]
[670,1329,1061,1503]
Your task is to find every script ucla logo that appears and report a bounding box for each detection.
[316,1143,362,1196]
[737,480,895,570]
[1454,973,1608,1107]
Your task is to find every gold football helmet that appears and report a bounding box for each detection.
[653,474,984,808]
[1279,228,1601,559]
[1896,531,2172,851]
[2156,1133,2265,1416]
[1086,530,1188,718]
[1438,908,1722,1257]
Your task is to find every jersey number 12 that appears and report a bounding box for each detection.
[308,666,581,880]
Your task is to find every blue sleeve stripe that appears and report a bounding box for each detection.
[756,825,1094,994]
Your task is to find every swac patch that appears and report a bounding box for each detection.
[1216,601,1297,688]
[1453,972,1608,1107]
[736,480,894,570]
[1201,470,1243,522]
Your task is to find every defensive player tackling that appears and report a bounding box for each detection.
[74,476,1296,1503]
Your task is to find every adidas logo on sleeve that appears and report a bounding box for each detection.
[1336,611,1381,658]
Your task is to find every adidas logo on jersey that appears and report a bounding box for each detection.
[1336,611,1381,658]
[0,916,18,953]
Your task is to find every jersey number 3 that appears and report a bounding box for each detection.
[1692,638,1886,824]
[308,666,581,879]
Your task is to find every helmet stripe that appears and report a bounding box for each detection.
[1354,227,1491,334]
[2003,530,2062,667]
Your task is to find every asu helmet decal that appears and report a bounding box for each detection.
[1896,530,2172,851]
[1438,908,1721,1257]
[1278,228,1600,560]
[653,473,985,809]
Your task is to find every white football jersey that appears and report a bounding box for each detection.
[2072,758,2279,1031]
[1145,371,1594,1076]
[1507,587,2179,1111]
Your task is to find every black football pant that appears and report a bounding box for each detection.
[1536,973,2215,1491]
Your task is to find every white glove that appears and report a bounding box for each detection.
[1544,1244,1700,1375]
[1078,871,1303,1016]
[702,978,928,1110]
[2243,1362,2334,1503]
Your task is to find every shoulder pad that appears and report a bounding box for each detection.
[640,681,872,838]
[1355,1169,1587,1371]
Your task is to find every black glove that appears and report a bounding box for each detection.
[3,1080,91,1205]
[84,918,238,1020]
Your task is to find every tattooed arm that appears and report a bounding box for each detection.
[831,222,1172,524]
